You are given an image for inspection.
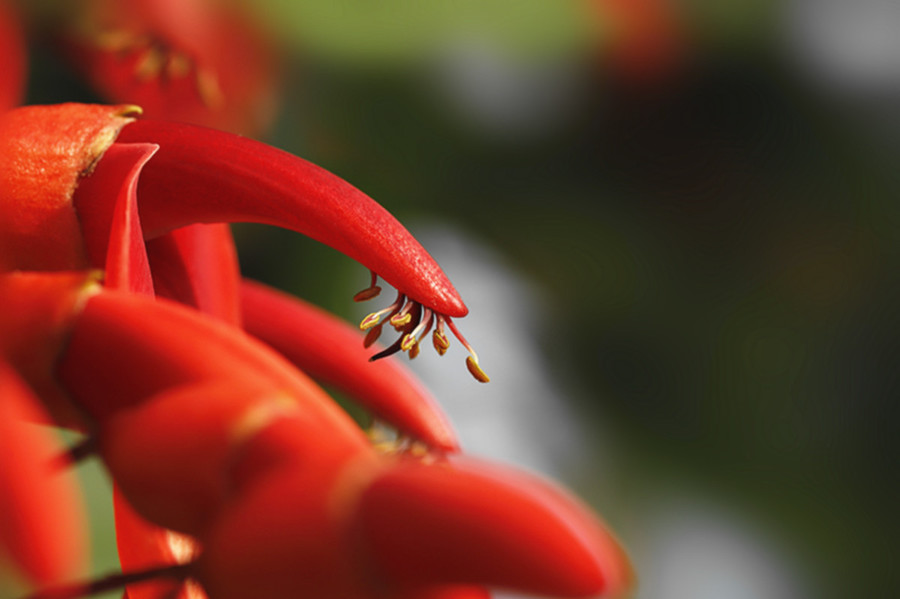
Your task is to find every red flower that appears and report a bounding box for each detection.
[58,0,280,135]
[1,100,631,599]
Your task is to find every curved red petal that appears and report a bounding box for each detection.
[74,142,159,295]
[355,456,633,598]
[146,224,242,325]
[116,119,468,318]
[241,279,459,451]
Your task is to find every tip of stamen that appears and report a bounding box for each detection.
[400,334,417,352]
[354,286,382,302]
[432,330,450,356]
[360,313,382,331]
[390,312,412,328]
[363,324,383,348]
[408,342,421,360]
[466,356,490,383]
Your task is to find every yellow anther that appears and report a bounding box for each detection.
[408,342,421,360]
[360,313,383,331]
[390,312,412,328]
[354,285,382,302]
[432,330,450,356]
[401,334,417,352]
[466,356,490,383]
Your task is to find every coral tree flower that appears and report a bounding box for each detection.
[59,0,279,135]
[1,271,632,599]
[0,101,632,599]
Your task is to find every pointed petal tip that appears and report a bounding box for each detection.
[357,457,632,598]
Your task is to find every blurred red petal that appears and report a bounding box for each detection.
[356,456,633,597]
[146,224,242,325]
[241,279,459,451]
[0,362,88,585]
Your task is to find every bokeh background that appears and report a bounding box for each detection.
[11,0,900,597]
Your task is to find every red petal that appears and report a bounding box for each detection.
[241,279,459,451]
[0,271,102,428]
[146,224,242,325]
[74,142,159,295]
[52,282,366,452]
[0,361,88,585]
[0,104,139,271]
[117,119,468,318]
[355,456,634,597]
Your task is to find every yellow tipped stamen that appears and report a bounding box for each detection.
[408,342,421,360]
[389,303,413,329]
[400,333,417,352]
[359,292,404,331]
[433,330,450,355]
[466,355,490,383]
[354,271,382,302]
[446,317,490,383]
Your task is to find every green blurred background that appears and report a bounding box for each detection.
[11,0,900,597]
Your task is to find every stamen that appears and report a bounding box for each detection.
[401,309,433,353]
[408,342,421,360]
[353,271,382,302]
[370,304,420,362]
[433,317,450,355]
[363,324,383,348]
[359,292,404,331]
[389,300,414,329]
[446,317,490,383]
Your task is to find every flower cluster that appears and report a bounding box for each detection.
[1,2,632,599]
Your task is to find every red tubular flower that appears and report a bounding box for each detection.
[198,420,631,599]
[0,361,88,587]
[59,0,279,135]
[0,103,488,381]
